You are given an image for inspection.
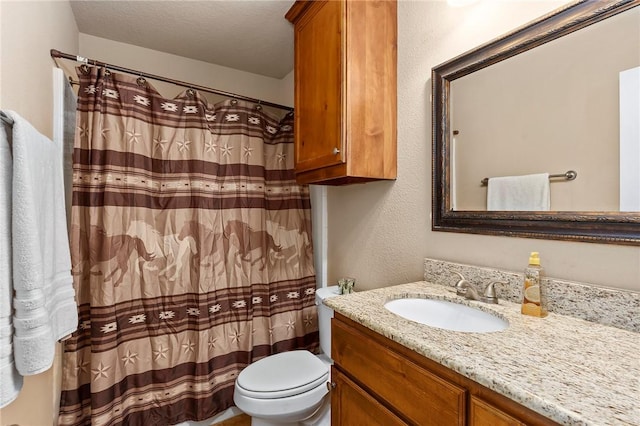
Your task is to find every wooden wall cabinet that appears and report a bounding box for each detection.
[331,313,558,426]
[285,0,397,185]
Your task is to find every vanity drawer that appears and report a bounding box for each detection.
[332,318,466,425]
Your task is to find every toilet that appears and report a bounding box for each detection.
[233,286,339,426]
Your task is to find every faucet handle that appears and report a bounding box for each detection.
[452,271,466,283]
[453,272,469,295]
[483,281,504,304]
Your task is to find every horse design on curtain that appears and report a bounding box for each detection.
[58,67,318,426]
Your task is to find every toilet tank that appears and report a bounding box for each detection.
[315,286,340,357]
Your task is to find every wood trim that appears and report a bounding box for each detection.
[295,163,347,185]
[285,1,314,23]
[470,395,525,426]
[432,0,640,245]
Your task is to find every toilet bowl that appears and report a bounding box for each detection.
[233,286,339,426]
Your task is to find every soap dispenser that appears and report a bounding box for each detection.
[521,252,548,317]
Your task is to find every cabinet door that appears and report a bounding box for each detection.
[332,318,466,425]
[331,367,408,426]
[293,0,344,173]
[470,396,525,426]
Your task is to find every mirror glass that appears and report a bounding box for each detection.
[432,1,640,245]
[450,7,639,212]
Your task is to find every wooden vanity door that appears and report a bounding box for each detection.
[470,396,526,426]
[331,367,408,426]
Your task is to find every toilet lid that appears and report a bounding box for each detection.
[236,350,329,399]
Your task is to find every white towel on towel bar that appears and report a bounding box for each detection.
[2,111,78,378]
[487,173,550,211]
[0,116,23,408]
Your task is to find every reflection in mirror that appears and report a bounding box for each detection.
[450,7,639,212]
[432,1,640,245]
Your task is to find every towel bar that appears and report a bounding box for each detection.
[1,111,14,127]
[481,170,577,186]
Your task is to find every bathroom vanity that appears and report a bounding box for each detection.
[326,281,640,426]
[331,314,553,425]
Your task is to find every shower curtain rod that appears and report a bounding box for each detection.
[50,49,294,113]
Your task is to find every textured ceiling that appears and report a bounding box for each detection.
[70,0,295,79]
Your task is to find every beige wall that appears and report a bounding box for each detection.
[0,1,78,136]
[327,1,640,293]
[453,8,640,211]
[279,69,295,106]
[0,1,79,425]
[79,33,293,109]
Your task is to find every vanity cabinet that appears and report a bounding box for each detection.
[285,0,397,185]
[331,313,558,426]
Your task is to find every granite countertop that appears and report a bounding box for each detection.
[324,281,640,426]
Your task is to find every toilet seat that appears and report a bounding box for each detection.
[236,350,329,399]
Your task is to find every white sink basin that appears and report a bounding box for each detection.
[384,298,508,333]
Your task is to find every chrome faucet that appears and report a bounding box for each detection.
[452,272,502,304]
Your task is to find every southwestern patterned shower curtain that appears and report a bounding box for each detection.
[58,66,318,426]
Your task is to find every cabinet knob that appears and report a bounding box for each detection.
[332,147,340,155]
[326,381,336,391]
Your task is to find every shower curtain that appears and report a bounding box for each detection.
[58,66,318,426]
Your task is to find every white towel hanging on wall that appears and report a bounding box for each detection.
[0,110,78,408]
[6,110,78,375]
[0,114,23,408]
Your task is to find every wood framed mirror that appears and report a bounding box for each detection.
[432,0,640,245]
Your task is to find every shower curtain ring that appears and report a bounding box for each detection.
[136,76,147,87]
[255,101,262,111]
[230,99,238,106]
[187,88,196,97]
[80,64,90,75]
